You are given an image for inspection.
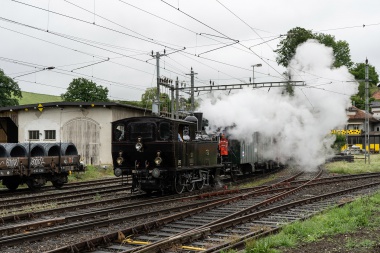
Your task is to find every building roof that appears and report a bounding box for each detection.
[0,101,150,113]
[347,106,378,122]
[372,91,380,100]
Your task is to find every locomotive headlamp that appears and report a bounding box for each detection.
[116,156,124,165]
[135,137,143,152]
[154,151,162,166]
[152,168,160,178]
[154,156,162,166]
[116,150,124,165]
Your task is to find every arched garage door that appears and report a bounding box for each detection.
[62,117,100,165]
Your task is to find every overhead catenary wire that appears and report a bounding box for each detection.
[160,0,286,79]
[9,0,184,51]
[3,0,367,101]
[4,1,286,86]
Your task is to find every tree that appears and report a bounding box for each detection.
[0,69,22,107]
[350,63,379,85]
[332,133,346,152]
[141,87,170,110]
[275,27,353,68]
[61,78,109,102]
[349,63,379,109]
[275,27,314,68]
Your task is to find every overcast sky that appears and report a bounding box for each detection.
[1,0,379,101]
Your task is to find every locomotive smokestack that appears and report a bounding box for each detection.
[193,112,203,132]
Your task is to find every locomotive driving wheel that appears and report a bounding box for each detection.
[195,173,206,190]
[185,172,195,192]
[174,173,184,194]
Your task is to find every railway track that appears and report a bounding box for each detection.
[0,177,125,196]
[2,169,379,252]
[0,164,287,218]
[0,169,303,250]
[44,172,380,252]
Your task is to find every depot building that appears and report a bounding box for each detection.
[0,102,150,165]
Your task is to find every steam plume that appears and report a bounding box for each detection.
[199,39,358,170]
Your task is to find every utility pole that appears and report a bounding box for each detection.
[251,63,262,83]
[186,67,197,112]
[151,51,166,115]
[175,77,179,119]
[170,84,174,119]
[365,58,370,164]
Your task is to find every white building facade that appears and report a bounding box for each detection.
[0,102,149,165]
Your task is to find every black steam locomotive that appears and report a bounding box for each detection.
[0,142,85,190]
[112,114,281,194]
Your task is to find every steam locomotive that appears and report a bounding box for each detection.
[0,142,84,191]
[112,114,282,194]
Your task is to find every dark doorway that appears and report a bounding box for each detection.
[0,117,18,143]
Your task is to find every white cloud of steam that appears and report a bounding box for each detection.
[199,39,358,170]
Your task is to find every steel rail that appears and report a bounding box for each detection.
[40,171,308,253]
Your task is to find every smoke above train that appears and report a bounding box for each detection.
[199,40,358,170]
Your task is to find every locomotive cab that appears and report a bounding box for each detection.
[111,116,221,194]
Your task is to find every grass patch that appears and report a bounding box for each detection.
[243,192,380,253]
[19,91,62,105]
[68,165,114,182]
[325,154,380,174]
[346,238,376,249]
[240,175,278,188]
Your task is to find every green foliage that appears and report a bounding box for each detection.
[0,68,22,106]
[325,154,380,174]
[245,238,276,253]
[68,164,114,182]
[331,133,346,151]
[346,238,376,249]
[19,91,62,105]
[348,63,379,108]
[221,250,238,253]
[275,27,314,68]
[245,194,380,252]
[61,78,109,102]
[350,63,379,85]
[141,87,170,110]
[275,27,353,68]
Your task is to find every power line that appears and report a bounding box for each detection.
[6,1,285,84]
[216,0,276,51]
[63,0,187,50]
[317,22,380,33]
[10,0,183,51]
[160,0,285,79]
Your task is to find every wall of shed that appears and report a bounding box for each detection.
[16,105,147,165]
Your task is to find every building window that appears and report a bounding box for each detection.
[29,130,40,140]
[45,130,56,140]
